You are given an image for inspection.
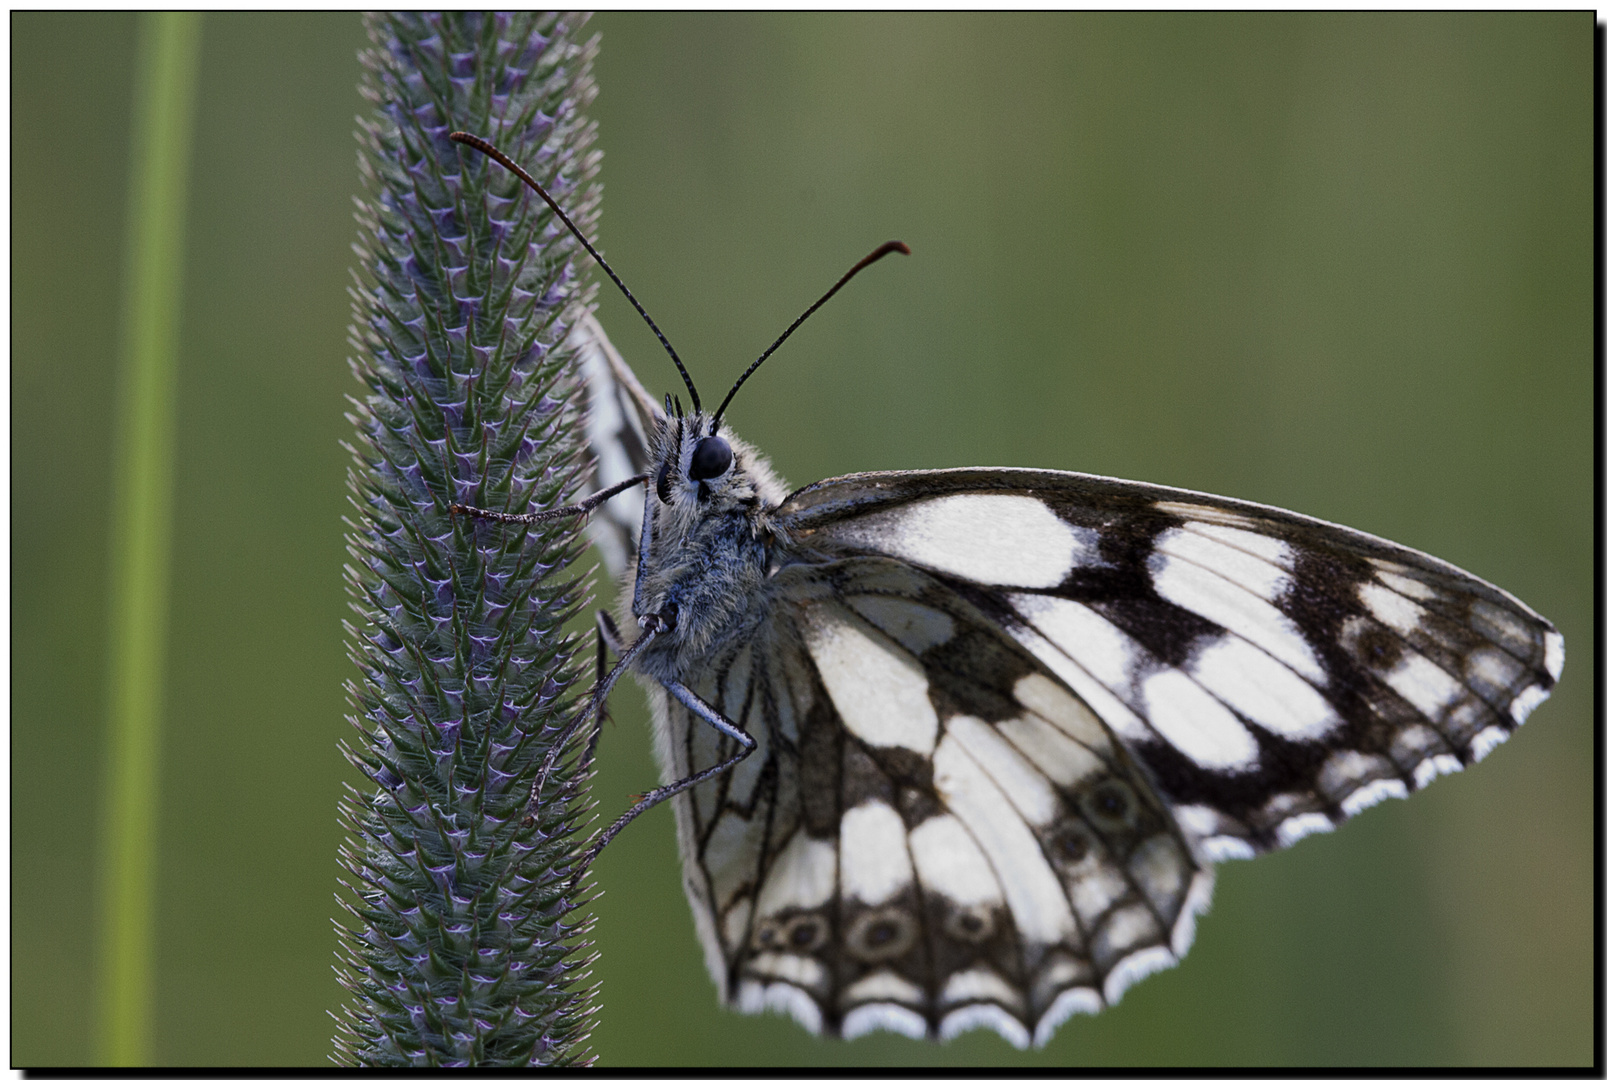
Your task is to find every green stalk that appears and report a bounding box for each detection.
[96,11,202,1067]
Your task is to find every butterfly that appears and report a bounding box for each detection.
[450,132,1563,1050]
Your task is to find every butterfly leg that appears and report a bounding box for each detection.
[450,471,649,526]
[530,610,666,807]
[572,612,624,782]
[573,678,756,876]
[596,607,625,654]
[542,613,625,808]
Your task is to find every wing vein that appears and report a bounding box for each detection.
[1170,527,1504,748]
[945,736,1043,1010]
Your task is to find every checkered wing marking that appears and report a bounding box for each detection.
[665,557,1212,1048]
[781,469,1563,861]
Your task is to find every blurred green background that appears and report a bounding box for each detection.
[13,12,1592,1067]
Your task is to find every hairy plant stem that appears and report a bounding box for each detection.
[333,12,604,1066]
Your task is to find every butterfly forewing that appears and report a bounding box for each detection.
[780,469,1562,860]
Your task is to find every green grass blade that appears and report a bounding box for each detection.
[96,11,202,1066]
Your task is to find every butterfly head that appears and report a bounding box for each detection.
[651,403,782,523]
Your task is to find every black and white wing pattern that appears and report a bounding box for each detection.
[783,470,1562,856]
[658,554,1211,1049]
[662,468,1560,1047]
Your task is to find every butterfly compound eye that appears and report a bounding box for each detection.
[688,436,733,481]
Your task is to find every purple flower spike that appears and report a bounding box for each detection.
[336,12,601,1068]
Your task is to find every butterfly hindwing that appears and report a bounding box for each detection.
[780,469,1562,859]
[668,555,1213,1047]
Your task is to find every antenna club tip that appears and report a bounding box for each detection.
[889,240,911,255]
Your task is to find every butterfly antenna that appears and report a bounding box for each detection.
[710,240,909,432]
[449,131,703,413]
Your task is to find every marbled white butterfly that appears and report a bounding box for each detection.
[449,132,1563,1050]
